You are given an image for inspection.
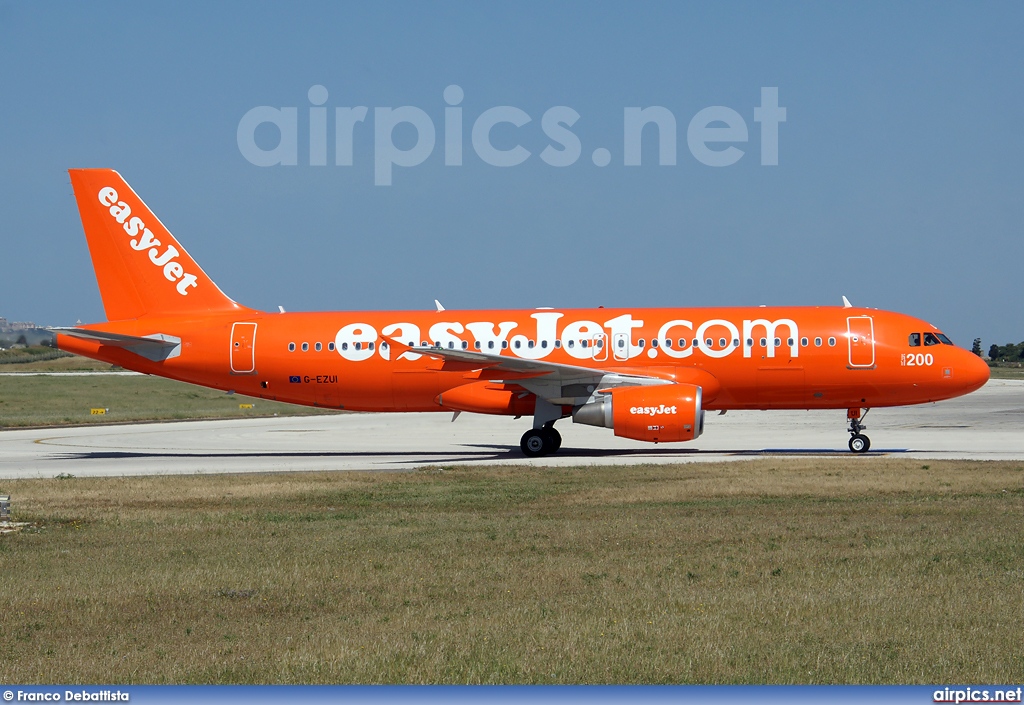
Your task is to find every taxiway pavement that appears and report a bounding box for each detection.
[1,380,1021,479]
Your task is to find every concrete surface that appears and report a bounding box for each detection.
[0,380,1021,479]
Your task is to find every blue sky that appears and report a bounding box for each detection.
[1,1,1021,347]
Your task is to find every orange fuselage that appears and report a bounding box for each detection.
[56,305,990,413]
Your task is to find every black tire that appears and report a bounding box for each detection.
[849,434,870,453]
[521,429,548,457]
[544,427,562,453]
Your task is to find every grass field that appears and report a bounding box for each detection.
[989,365,1024,380]
[0,373,335,428]
[0,459,1022,684]
[0,353,112,372]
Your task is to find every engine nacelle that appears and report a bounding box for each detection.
[572,383,704,443]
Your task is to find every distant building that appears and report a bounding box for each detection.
[0,317,38,332]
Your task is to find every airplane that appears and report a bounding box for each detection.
[54,169,990,457]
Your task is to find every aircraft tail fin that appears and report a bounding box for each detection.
[68,169,250,321]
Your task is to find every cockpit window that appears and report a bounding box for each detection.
[908,333,921,347]
[923,333,941,346]
[936,333,953,345]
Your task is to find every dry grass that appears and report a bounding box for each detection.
[0,459,1022,684]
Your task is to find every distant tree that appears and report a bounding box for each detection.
[972,338,982,356]
[989,344,1001,360]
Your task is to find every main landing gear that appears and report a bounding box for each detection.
[521,423,562,457]
[847,407,871,453]
[520,397,565,457]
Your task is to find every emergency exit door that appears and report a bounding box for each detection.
[846,316,875,368]
[230,322,257,374]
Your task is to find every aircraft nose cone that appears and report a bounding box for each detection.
[960,349,990,393]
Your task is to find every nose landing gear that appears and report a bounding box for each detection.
[847,408,871,453]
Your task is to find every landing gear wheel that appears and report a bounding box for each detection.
[544,427,562,453]
[849,434,870,453]
[521,429,549,457]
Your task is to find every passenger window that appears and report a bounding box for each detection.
[814,337,822,347]
[638,339,645,348]
[908,333,921,347]
[760,338,767,347]
[315,342,322,352]
[301,342,309,352]
[774,337,781,347]
[502,341,509,349]
[568,340,574,349]
[732,338,739,347]
[488,341,495,349]
[328,342,335,351]
[665,339,672,348]
[541,340,548,348]
[341,343,348,351]
[617,339,625,348]
[369,342,375,351]
[552,340,559,348]
[355,342,362,351]
[651,339,658,348]
[288,343,296,352]
[528,340,535,348]
[924,333,941,346]
[461,341,468,350]
[787,338,794,347]
[828,337,836,347]
[705,338,713,347]
[746,338,753,347]
[801,337,808,347]
[474,341,481,350]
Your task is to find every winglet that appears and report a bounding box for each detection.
[379,334,432,361]
[842,296,853,308]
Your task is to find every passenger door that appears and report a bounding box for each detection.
[847,316,875,368]
[230,322,257,374]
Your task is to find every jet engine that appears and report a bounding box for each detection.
[572,383,704,443]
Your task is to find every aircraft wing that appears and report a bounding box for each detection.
[53,328,182,362]
[390,339,670,405]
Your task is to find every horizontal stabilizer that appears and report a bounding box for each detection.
[53,327,181,362]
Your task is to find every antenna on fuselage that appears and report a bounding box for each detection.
[842,296,853,308]
[434,299,446,312]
